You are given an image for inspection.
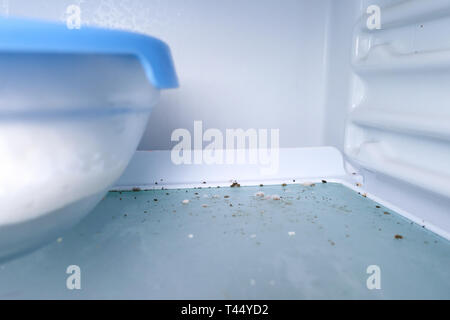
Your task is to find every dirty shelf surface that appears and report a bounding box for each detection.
[0,183,449,299]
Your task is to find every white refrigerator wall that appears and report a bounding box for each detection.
[2,0,361,151]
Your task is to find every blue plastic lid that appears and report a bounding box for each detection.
[0,17,178,89]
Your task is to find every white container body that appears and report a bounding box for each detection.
[0,53,160,258]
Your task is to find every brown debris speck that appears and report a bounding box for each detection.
[230,182,241,188]
[394,234,403,239]
[132,187,141,192]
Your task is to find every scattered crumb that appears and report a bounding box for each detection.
[384,211,390,215]
[255,192,265,197]
[201,204,208,208]
[288,231,296,237]
[395,234,403,239]
[356,183,362,187]
[224,195,230,199]
[362,193,367,198]
[302,182,314,187]
[153,198,158,202]
[132,187,141,192]
[259,184,264,187]
[182,199,190,205]
[272,195,281,200]
[376,205,381,208]
[322,180,327,184]
[281,183,287,187]
[230,181,241,188]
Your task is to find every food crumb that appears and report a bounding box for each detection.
[322,180,327,184]
[255,192,265,197]
[201,204,208,208]
[272,195,281,200]
[302,182,314,187]
[132,187,141,192]
[384,211,390,215]
[230,181,241,188]
[182,199,190,205]
[224,195,230,199]
[394,234,403,239]
[281,183,287,187]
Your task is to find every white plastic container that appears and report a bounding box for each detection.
[0,18,178,259]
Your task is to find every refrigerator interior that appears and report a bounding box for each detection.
[0,0,449,299]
